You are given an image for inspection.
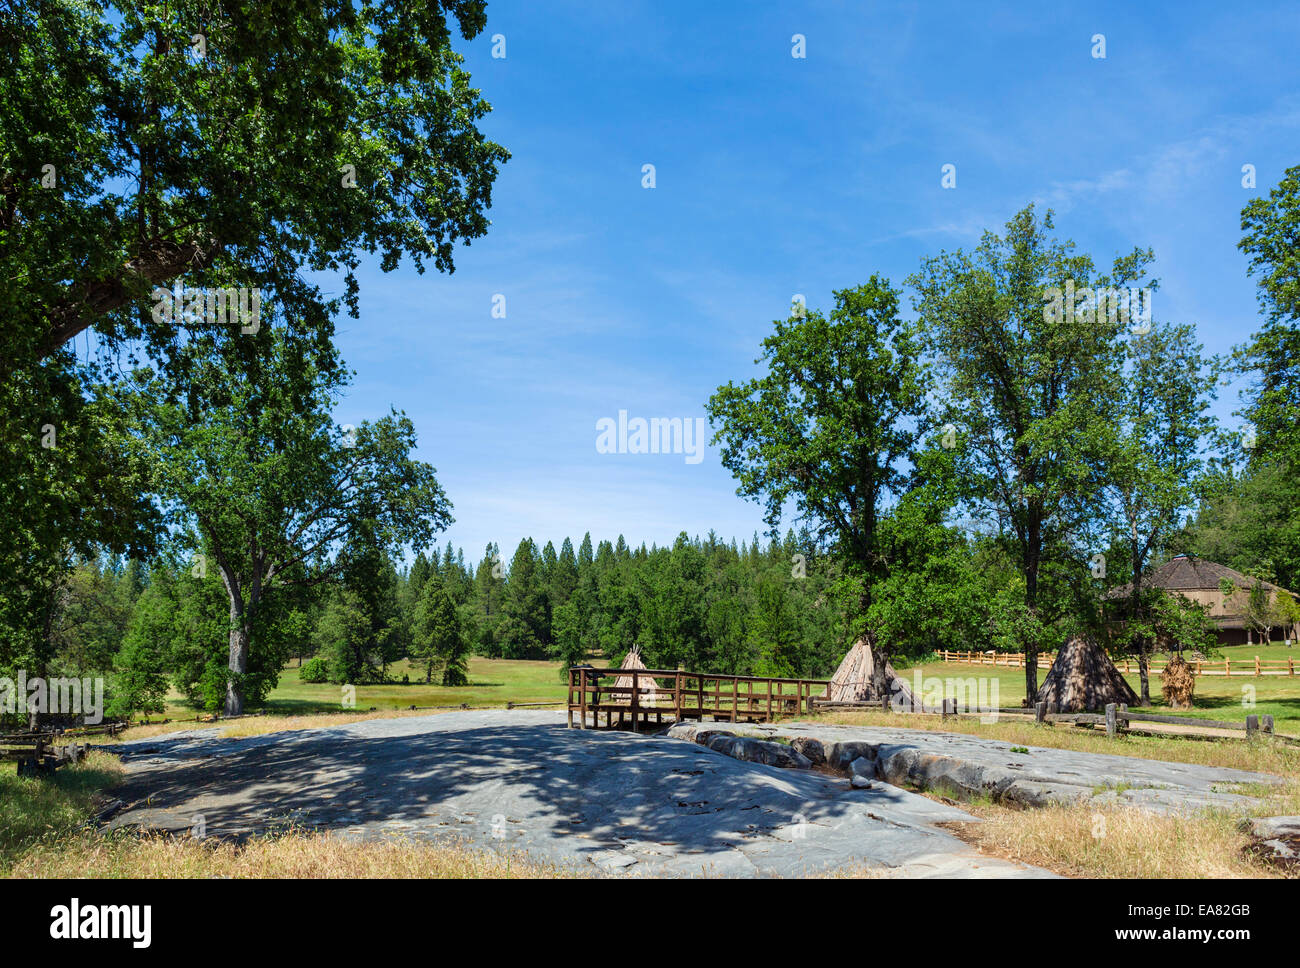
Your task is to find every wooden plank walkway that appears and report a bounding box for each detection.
[566,667,830,731]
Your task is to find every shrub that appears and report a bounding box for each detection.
[300,657,330,684]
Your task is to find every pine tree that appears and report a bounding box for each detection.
[414,576,469,686]
[500,538,549,658]
[471,542,504,658]
[554,537,579,606]
[410,552,433,595]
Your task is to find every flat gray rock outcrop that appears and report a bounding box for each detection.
[101,710,1050,878]
[665,720,1282,815]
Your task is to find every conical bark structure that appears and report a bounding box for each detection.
[612,645,665,702]
[1037,635,1139,712]
[822,638,920,709]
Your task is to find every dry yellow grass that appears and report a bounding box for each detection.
[946,803,1289,879]
[1,751,125,868]
[807,709,1300,776]
[9,828,587,879]
[828,780,1300,879]
[103,706,464,744]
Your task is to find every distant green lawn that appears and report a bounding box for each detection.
[155,656,570,720]
[897,642,1300,733]
[146,642,1300,732]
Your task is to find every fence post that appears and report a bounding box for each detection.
[1262,714,1275,735]
[567,669,574,729]
[1035,701,1046,723]
[1105,703,1118,737]
[1246,714,1259,739]
[579,669,588,729]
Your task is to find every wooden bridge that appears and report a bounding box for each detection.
[566,667,830,731]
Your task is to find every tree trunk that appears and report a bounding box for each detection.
[1023,558,1039,703]
[1138,649,1150,705]
[865,629,889,701]
[1130,538,1148,704]
[225,603,249,717]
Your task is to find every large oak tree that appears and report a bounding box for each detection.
[908,206,1152,701]
[1,1,506,663]
[125,330,451,715]
[707,277,929,695]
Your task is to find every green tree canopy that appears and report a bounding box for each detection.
[908,204,1153,700]
[125,329,451,714]
[707,276,929,693]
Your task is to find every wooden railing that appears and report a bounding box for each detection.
[566,668,831,730]
[937,650,1298,677]
[938,650,1056,669]
[0,731,90,776]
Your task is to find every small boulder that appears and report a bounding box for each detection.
[704,733,811,769]
[850,775,873,789]
[790,736,826,765]
[1239,816,1300,840]
[825,741,878,772]
[848,756,875,778]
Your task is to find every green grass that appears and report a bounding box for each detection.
[151,655,572,721]
[0,752,124,873]
[131,642,1300,736]
[895,642,1300,733]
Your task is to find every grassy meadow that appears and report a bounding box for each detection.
[142,655,571,721]
[894,642,1300,734]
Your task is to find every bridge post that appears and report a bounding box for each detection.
[631,669,640,732]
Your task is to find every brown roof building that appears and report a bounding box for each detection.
[1108,555,1298,647]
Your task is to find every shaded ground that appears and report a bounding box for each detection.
[103,711,1047,878]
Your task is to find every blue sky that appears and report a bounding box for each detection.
[325,0,1300,565]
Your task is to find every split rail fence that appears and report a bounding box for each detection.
[566,667,830,731]
[805,694,1300,746]
[1029,702,1300,746]
[0,732,92,776]
[938,649,1297,677]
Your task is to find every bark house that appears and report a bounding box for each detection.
[1037,635,1139,713]
[821,637,920,708]
[1106,555,1300,648]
